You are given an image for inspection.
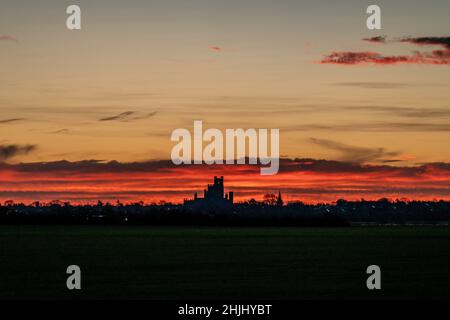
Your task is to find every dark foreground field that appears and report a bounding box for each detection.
[0,226,449,300]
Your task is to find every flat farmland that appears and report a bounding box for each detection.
[0,226,449,299]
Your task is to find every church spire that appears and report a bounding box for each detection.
[277,190,283,207]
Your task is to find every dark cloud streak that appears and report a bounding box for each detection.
[363,35,387,43]
[1,158,449,177]
[0,118,25,124]
[0,144,37,162]
[99,111,157,122]
[333,82,410,89]
[399,37,450,50]
[284,122,450,132]
[309,138,400,164]
[321,35,450,65]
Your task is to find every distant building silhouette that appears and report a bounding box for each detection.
[184,176,234,212]
[277,190,284,207]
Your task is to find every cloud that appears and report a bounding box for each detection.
[0,35,18,44]
[363,36,450,49]
[48,129,70,134]
[321,35,450,66]
[321,51,450,65]
[99,111,157,122]
[209,46,222,52]
[99,111,135,121]
[333,82,410,89]
[399,37,450,50]
[0,158,449,204]
[0,144,37,162]
[0,157,444,176]
[309,138,400,163]
[0,159,175,173]
[344,106,450,118]
[0,118,25,124]
[284,122,450,132]
[363,35,387,43]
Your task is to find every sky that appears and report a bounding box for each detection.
[1,0,450,204]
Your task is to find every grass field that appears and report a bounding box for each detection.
[0,226,449,300]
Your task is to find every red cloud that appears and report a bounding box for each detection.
[0,158,449,204]
[321,35,450,66]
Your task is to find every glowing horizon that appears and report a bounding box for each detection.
[1,158,449,205]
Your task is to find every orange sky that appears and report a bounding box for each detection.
[1,1,450,204]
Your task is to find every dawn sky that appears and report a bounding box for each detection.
[1,0,449,203]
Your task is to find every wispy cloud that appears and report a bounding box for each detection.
[0,118,25,124]
[321,51,450,65]
[332,82,410,89]
[398,36,450,50]
[309,138,401,163]
[0,35,18,44]
[344,106,450,118]
[99,111,135,122]
[48,129,70,134]
[363,35,387,43]
[285,122,450,132]
[99,111,157,122]
[363,36,450,49]
[321,35,450,66]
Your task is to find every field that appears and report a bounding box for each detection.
[0,226,449,300]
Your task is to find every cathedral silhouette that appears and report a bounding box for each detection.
[184,176,234,211]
